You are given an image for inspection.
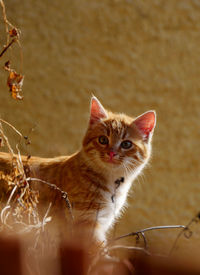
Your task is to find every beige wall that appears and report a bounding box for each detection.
[1,0,200,252]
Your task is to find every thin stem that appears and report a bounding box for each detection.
[0,118,23,138]
[112,225,186,242]
[26,177,74,221]
[6,185,17,206]
[0,122,14,156]
[141,232,147,249]
[169,213,200,255]
[0,38,16,58]
[108,245,151,256]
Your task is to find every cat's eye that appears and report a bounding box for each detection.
[121,140,133,149]
[98,136,109,145]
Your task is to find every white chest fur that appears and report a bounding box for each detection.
[95,164,146,242]
[96,176,133,241]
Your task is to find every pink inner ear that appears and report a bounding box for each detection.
[90,97,107,124]
[134,111,156,139]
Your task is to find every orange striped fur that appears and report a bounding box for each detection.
[0,97,156,246]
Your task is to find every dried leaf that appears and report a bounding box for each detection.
[9,28,18,37]
[11,90,23,100]
[4,60,10,71]
[5,66,24,100]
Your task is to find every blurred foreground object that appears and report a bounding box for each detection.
[0,236,22,275]
[0,233,200,275]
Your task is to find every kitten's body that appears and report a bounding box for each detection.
[0,97,156,246]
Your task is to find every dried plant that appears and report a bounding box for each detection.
[0,0,24,100]
[0,120,50,233]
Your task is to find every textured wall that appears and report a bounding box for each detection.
[1,0,200,252]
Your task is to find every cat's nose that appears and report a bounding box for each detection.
[107,151,117,157]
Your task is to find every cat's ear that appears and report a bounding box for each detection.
[90,96,108,125]
[133,111,156,142]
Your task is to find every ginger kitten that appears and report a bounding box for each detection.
[0,97,156,247]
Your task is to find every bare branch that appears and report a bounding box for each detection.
[26,177,74,221]
[0,0,14,44]
[170,212,200,255]
[0,118,23,138]
[141,232,147,249]
[0,38,16,58]
[111,225,186,243]
[0,0,24,98]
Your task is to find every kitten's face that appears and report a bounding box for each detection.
[82,97,156,173]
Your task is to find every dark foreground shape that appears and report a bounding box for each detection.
[0,236,22,275]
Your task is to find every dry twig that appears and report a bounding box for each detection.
[0,0,24,99]
[169,212,200,255]
[26,177,74,221]
[109,225,186,247]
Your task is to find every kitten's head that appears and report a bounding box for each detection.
[82,97,156,174]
